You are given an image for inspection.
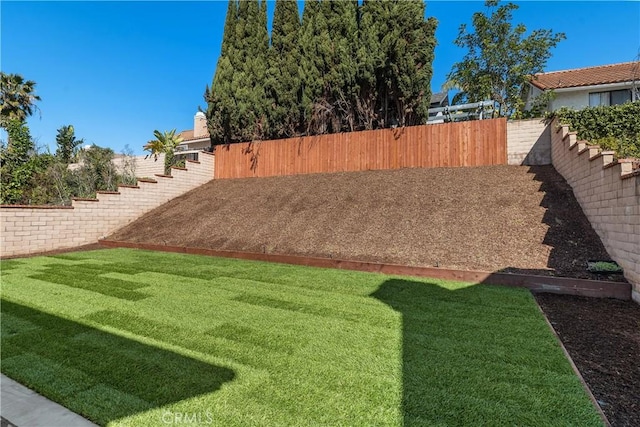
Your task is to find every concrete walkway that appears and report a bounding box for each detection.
[1,375,97,427]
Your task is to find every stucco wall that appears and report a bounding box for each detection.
[550,90,591,111]
[551,120,640,302]
[506,119,551,165]
[0,153,214,258]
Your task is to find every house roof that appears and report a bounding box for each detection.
[178,129,210,143]
[530,61,640,90]
[430,92,448,105]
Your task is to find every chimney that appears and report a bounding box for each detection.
[194,111,208,138]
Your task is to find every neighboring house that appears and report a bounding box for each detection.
[176,112,212,161]
[525,61,640,111]
[427,91,449,123]
[430,91,449,110]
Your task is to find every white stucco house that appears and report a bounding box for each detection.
[525,61,640,111]
[175,112,212,161]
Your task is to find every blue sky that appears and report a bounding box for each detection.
[1,1,639,155]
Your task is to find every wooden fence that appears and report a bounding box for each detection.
[214,118,507,179]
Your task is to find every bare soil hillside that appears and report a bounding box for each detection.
[109,165,617,280]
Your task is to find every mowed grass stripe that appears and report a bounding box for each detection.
[0,248,603,427]
[29,268,150,301]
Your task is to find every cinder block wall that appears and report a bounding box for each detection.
[0,153,214,257]
[551,119,640,302]
[113,153,166,178]
[506,119,551,165]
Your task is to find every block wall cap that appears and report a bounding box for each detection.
[96,191,120,195]
[137,178,158,183]
[186,160,201,164]
[621,169,640,180]
[171,166,188,171]
[154,174,173,178]
[72,197,99,202]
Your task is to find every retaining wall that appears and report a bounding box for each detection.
[113,153,166,178]
[551,119,640,302]
[506,119,551,166]
[0,153,214,257]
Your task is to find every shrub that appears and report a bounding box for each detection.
[549,102,640,159]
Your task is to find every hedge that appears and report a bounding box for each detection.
[550,101,640,159]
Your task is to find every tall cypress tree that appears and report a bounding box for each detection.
[357,0,383,130]
[394,1,437,126]
[322,0,359,132]
[266,0,301,139]
[299,0,329,134]
[360,0,437,128]
[205,0,238,145]
[231,0,269,141]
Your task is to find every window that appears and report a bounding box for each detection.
[589,89,632,107]
[589,91,610,107]
[611,89,632,105]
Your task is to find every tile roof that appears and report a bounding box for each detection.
[530,61,640,90]
[178,129,210,142]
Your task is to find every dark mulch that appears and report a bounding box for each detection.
[536,294,640,427]
[109,165,622,281]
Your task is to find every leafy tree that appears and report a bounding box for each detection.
[0,120,45,204]
[143,129,184,175]
[446,0,565,117]
[266,0,301,139]
[55,125,84,164]
[0,72,41,128]
[74,145,120,195]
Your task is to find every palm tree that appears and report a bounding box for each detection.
[144,129,183,174]
[0,73,41,127]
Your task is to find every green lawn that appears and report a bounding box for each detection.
[1,248,602,426]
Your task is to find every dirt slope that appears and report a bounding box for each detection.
[109,165,614,278]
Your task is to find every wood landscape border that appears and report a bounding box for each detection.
[99,240,631,300]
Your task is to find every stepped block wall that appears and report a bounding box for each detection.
[551,119,640,302]
[0,153,214,257]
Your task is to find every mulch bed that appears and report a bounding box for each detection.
[536,294,640,427]
[108,165,623,281]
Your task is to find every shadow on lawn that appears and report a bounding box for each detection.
[0,300,235,426]
[371,278,486,426]
[370,278,602,426]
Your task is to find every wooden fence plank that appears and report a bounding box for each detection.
[214,118,507,179]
